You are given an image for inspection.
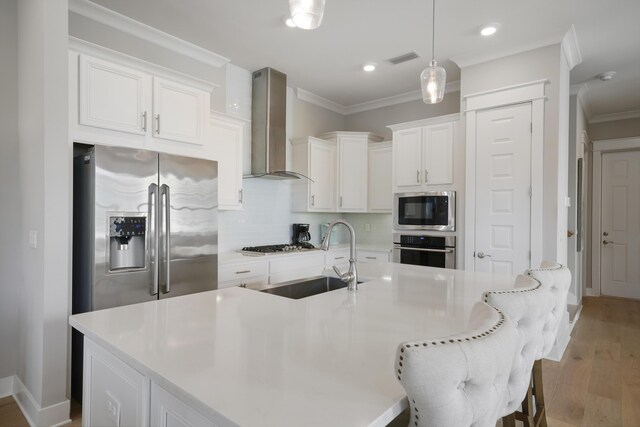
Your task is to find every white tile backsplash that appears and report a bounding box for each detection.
[218,179,393,252]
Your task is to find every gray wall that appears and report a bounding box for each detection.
[293,97,346,138]
[0,0,20,381]
[461,44,568,264]
[345,92,461,140]
[588,117,640,141]
[68,11,227,111]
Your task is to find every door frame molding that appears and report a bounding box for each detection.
[590,136,640,296]
[463,79,547,271]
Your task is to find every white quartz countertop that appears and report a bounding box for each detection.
[69,263,514,427]
[218,244,391,264]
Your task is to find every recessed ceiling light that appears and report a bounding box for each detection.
[480,23,500,36]
[284,17,297,28]
[363,63,376,72]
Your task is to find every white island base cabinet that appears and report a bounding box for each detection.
[82,338,220,427]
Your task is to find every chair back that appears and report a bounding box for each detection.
[526,261,571,357]
[482,275,554,415]
[395,302,519,427]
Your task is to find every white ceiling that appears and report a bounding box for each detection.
[90,0,640,118]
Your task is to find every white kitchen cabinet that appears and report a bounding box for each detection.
[269,253,325,284]
[210,112,246,210]
[390,115,458,192]
[71,46,216,159]
[318,132,384,212]
[368,142,392,212]
[324,248,350,271]
[218,258,268,288]
[79,55,150,136]
[152,77,206,146]
[150,383,215,427]
[82,338,149,427]
[291,137,337,212]
[357,250,391,263]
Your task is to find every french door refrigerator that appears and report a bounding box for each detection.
[71,145,218,400]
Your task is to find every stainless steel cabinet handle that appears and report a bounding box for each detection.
[603,240,616,245]
[142,111,147,132]
[424,169,428,183]
[477,251,492,259]
[340,196,343,208]
[148,183,159,296]
[239,189,243,203]
[155,114,160,134]
[235,270,251,274]
[416,170,420,183]
[311,195,315,206]
[365,256,377,260]
[161,184,171,293]
[394,246,454,254]
[335,256,345,260]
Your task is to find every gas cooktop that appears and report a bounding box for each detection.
[240,243,316,255]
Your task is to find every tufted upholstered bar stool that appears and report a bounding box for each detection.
[482,275,554,427]
[523,261,572,427]
[394,301,519,427]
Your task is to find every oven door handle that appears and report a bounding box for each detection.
[394,246,454,254]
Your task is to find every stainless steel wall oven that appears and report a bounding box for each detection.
[392,234,456,269]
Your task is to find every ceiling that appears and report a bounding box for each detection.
[90,0,640,118]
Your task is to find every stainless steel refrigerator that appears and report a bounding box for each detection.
[71,145,218,400]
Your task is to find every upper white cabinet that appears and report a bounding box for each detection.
[318,132,384,212]
[291,137,337,212]
[153,77,206,145]
[389,115,458,192]
[368,142,392,212]
[210,112,246,210]
[71,46,216,159]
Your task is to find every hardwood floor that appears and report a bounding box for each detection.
[1,297,639,427]
[543,296,640,427]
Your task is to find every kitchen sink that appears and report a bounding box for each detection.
[259,276,363,300]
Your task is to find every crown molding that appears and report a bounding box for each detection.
[571,83,593,121]
[68,0,229,68]
[387,113,461,132]
[589,109,640,124]
[561,25,582,70]
[451,28,569,69]
[296,81,461,116]
[345,81,461,115]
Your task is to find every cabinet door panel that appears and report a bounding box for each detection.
[338,136,368,211]
[393,128,423,191]
[424,122,454,185]
[79,55,149,135]
[151,383,215,427]
[368,145,392,211]
[212,117,244,210]
[309,142,336,211]
[153,78,205,145]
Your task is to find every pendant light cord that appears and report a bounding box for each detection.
[431,0,436,61]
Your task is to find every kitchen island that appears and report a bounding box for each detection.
[69,263,514,427]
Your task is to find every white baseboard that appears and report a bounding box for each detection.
[586,287,599,297]
[569,305,583,333]
[12,375,71,427]
[0,376,13,398]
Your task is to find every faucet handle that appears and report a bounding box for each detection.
[332,265,344,277]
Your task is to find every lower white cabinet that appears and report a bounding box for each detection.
[324,249,350,271]
[218,258,268,289]
[357,250,391,263]
[150,383,215,427]
[82,338,149,427]
[269,253,325,284]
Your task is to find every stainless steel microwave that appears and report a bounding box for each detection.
[394,191,455,231]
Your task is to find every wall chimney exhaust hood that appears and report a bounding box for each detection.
[251,67,308,180]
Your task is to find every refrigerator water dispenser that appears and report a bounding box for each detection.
[108,216,146,271]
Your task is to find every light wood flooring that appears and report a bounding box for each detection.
[1,297,639,427]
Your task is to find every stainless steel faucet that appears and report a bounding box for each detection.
[320,219,358,291]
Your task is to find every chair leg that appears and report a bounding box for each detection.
[531,359,547,427]
[502,413,516,427]
[515,378,534,427]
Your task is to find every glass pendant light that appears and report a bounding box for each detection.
[289,0,326,30]
[420,0,446,104]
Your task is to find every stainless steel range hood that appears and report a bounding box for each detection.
[251,67,307,180]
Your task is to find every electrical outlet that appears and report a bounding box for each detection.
[364,223,371,232]
[105,391,121,426]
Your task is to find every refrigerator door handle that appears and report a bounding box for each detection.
[148,183,159,296]
[161,184,171,294]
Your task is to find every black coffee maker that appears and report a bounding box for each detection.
[292,223,314,249]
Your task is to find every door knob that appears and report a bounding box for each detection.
[603,231,609,236]
[603,240,616,245]
[477,252,492,259]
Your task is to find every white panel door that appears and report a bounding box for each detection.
[309,140,336,211]
[474,103,532,275]
[153,77,205,145]
[338,136,368,211]
[601,151,640,299]
[393,128,423,191]
[368,144,392,212]
[79,55,150,135]
[423,122,454,185]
